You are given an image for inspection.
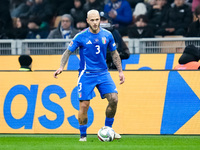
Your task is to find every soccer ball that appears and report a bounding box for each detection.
[97,126,115,142]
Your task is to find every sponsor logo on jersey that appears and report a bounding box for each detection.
[102,37,106,44]
[86,40,92,44]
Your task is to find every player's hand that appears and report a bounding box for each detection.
[119,71,125,84]
[54,68,63,78]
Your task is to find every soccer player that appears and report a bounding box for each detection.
[54,9,125,142]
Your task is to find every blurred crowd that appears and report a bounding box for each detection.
[0,0,200,39]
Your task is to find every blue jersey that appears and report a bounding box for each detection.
[68,27,116,72]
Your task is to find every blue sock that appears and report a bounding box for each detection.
[105,117,114,127]
[79,125,87,137]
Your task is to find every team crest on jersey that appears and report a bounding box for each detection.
[69,41,73,47]
[113,43,116,47]
[102,37,106,44]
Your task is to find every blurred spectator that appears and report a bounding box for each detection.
[174,45,200,70]
[185,0,193,6]
[47,14,79,39]
[13,16,29,39]
[155,0,193,36]
[0,19,9,39]
[147,0,169,31]
[20,0,55,24]
[100,11,130,70]
[83,0,104,13]
[145,0,156,10]
[70,0,87,31]
[168,0,174,5]
[126,0,144,9]
[15,16,28,29]
[26,16,49,39]
[11,0,34,18]
[104,0,133,36]
[18,55,33,71]
[192,0,200,12]
[10,0,25,11]
[133,2,147,23]
[54,0,74,15]
[147,0,156,5]
[0,0,13,31]
[128,15,154,38]
[187,5,200,37]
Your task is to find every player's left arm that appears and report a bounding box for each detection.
[110,50,125,84]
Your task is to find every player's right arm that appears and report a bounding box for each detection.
[53,49,72,78]
[54,32,81,78]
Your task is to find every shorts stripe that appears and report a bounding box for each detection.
[77,61,86,85]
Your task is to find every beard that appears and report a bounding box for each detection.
[89,23,100,33]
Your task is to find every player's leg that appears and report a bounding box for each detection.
[96,72,121,139]
[78,100,90,141]
[77,72,96,141]
[104,93,121,139]
[104,93,118,127]
[96,72,118,127]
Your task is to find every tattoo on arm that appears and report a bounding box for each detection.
[111,50,122,72]
[60,49,72,69]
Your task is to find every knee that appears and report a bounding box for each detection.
[108,93,118,106]
[80,101,90,112]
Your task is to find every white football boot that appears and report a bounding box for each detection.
[114,132,121,139]
[79,137,87,142]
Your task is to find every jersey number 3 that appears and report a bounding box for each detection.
[95,45,100,54]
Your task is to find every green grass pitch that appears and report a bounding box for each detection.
[0,134,200,150]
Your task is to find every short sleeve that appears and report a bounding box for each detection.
[67,34,80,52]
[108,33,116,52]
